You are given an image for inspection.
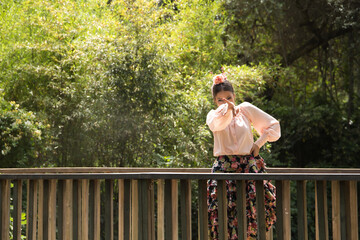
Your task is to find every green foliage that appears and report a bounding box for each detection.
[0,96,48,167]
[0,0,359,170]
[1,1,359,239]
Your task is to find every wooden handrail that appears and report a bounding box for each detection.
[0,172,360,181]
[0,168,358,240]
[1,167,360,173]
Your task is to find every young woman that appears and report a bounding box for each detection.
[206,73,280,239]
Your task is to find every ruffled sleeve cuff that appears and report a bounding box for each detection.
[254,122,281,148]
[206,103,233,132]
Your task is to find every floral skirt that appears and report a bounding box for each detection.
[207,155,276,239]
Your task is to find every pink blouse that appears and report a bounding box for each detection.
[206,102,281,156]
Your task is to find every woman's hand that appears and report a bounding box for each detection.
[250,143,260,157]
[222,98,239,116]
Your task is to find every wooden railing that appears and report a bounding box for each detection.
[0,167,359,240]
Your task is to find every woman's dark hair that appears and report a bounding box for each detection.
[212,80,234,98]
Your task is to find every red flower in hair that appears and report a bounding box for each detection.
[213,74,227,85]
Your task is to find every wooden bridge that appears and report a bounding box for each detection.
[0,167,359,240]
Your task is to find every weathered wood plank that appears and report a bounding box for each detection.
[89,180,95,240]
[165,179,171,240]
[94,179,101,240]
[131,180,139,240]
[236,180,247,240]
[171,179,178,240]
[57,180,64,239]
[63,179,73,240]
[339,181,346,240]
[148,180,155,240]
[0,179,10,240]
[165,179,178,240]
[2,167,360,174]
[48,180,57,240]
[331,181,341,240]
[282,180,291,240]
[138,179,149,240]
[26,180,38,240]
[37,180,44,240]
[180,179,191,240]
[105,179,114,240]
[276,180,291,240]
[297,180,308,240]
[138,180,151,240]
[13,180,22,240]
[118,179,124,240]
[73,180,80,240]
[43,180,49,239]
[266,227,273,240]
[157,179,165,240]
[81,179,89,240]
[1,172,360,181]
[198,180,208,240]
[123,179,131,240]
[217,180,227,240]
[256,180,266,240]
[344,180,358,240]
[315,180,329,240]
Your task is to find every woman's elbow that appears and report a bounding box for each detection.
[267,123,281,142]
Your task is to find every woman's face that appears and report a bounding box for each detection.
[214,91,235,107]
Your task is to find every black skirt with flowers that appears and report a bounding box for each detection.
[207,155,276,239]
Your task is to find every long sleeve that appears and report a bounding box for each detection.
[206,103,233,132]
[240,102,281,148]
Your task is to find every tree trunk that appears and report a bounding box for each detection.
[347,31,354,121]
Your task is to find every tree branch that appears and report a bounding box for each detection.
[282,26,353,66]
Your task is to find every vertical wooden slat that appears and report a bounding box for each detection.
[94,179,101,240]
[331,181,341,240]
[266,227,273,240]
[339,181,347,240]
[73,180,80,240]
[157,179,165,240]
[217,179,227,240]
[283,180,291,240]
[138,179,150,240]
[315,180,329,240]
[123,179,131,240]
[297,180,308,240]
[344,180,358,240]
[105,179,114,240]
[27,180,38,240]
[118,179,125,240]
[276,180,284,240]
[256,180,266,240]
[0,179,10,240]
[49,180,57,240]
[13,180,22,240]
[38,180,44,240]
[171,179,178,240]
[43,180,49,239]
[276,180,291,240]
[236,180,247,240]
[81,179,89,240]
[315,181,319,240]
[89,181,95,240]
[198,180,208,240]
[255,180,266,240]
[63,179,73,240]
[138,180,144,240]
[165,179,178,240]
[131,179,139,240]
[180,179,191,240]
[57,180,64,240]
[149,180,155,240]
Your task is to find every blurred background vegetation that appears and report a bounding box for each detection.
[1,0,359,169]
